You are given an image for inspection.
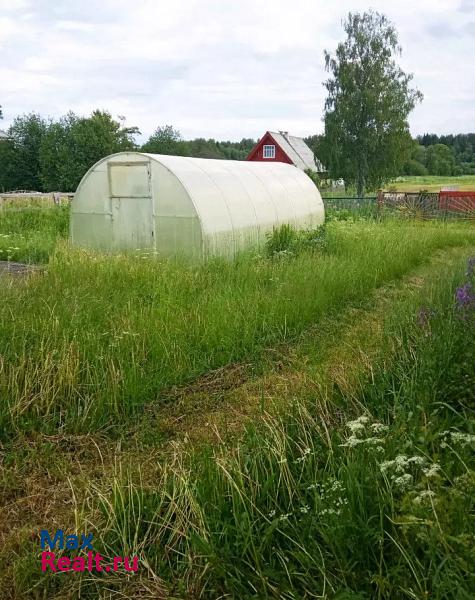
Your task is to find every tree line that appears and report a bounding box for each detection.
[305,133,475,180]
[0,112,255,192]
[404,134,475,176]
[1,106,471,194]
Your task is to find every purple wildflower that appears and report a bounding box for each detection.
[455,282,475,310]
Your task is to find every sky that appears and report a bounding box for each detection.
[0,0,474,142]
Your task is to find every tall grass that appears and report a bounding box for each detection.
[0,220,474,436]
[84,253,475,599]
[0,205,69,263]
[323,196,379,220]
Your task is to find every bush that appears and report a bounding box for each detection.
[265,223,298,256]
[265,224,327,257]
[403,158,428,176]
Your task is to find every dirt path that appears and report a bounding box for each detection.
[0,261,41,276]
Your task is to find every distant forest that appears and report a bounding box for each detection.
[305,133,475,178]
[414,133,475,175]
[0,109,474,192]
[0,112,255,192]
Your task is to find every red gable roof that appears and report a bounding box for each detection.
[246,132,294,165]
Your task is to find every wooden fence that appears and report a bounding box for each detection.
[0,192,73,209]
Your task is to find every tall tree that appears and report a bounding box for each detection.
[142,125,188,155]
[0,140,16,191]
[40,110,139,191]
[7,113,48,190]
[426,144,455,176]
[320,11,422,196]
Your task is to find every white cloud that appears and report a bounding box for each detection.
[0,0,30,10]
[0,0,473,139]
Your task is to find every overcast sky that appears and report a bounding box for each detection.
[0,0,474,141]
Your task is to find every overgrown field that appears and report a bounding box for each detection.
[0,206,474,599]
[320,175,475,196]
[385,174,475,192]
[0,205,69,263]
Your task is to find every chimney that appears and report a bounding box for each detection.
[279,130,289,139]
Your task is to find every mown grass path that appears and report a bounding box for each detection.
[1,221,474,437]
[1,244,473,599]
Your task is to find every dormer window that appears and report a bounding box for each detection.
[263,145,275,159]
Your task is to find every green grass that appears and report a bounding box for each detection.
[0,220,474,437]
[80,253,474,600]
[0,205,69,263]
[386,175,475,192]
[320,175,475,196]
[10,247,467,600]
[1,206,474,599]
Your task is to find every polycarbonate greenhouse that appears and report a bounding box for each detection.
[71,152,325,259]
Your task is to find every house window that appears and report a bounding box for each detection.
[263,144,275,159]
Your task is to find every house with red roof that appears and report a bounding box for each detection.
[246,130,325,174]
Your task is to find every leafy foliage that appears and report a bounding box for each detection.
[0,111,139,192]
[39,111,139,191]
[426,143,456,176]
[141,125,186,155]
[141,128,255,160]
[419,133,475,175]
[0,138,16,191]
[0,110,256,192]
[6,113,48,190]
[265,224,327,257]
[319,10,423,196]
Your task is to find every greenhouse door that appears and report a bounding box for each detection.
[108,161,155,250]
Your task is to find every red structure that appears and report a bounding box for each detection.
[439,190,475,212]
[246,132,293,165]
[247,131,324,173]
[377,190,475,221]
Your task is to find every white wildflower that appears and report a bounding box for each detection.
[346,415,370,434]
[268,510,276,518]
[393,455,409,471]
[393,473,413,490]
[422,463,441,478]
[370,422,388,434]
[446,432,475,447]
[278,513,292,522]
[340,435,364,448]
[413,490,436,505]
[331,480,345,493]
[380,454,426,474]
[319,508,341,516]
[299,505,310,514]
[364,437,386,445]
